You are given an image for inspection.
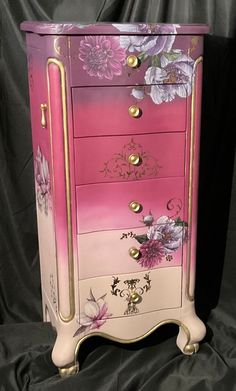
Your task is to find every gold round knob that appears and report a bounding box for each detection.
[128,154,142,166]
[127,55,140,68]
[129,247,141,259]
[130,292,142,304]
[129,201,142,213]
[128,105,142,118]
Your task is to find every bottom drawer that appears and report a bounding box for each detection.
[77,267,182,326]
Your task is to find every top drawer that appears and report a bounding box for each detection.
[69,35,194,86]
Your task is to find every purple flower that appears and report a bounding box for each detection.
[138,240,165,268]
[79,295,110,330]
[147,216,187,254]
[145,54,194,104]
[34,146,51,214]
[113,23,179,55]
[79,35,126,80]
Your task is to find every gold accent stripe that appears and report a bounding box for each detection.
[47,58,75,322]
[186,56,203,301]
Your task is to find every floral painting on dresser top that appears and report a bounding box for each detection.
[78,23,198,104]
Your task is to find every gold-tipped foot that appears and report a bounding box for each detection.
[59,363,79,377]
[183,343,199,355]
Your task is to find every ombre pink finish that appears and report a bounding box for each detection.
[72,87,187,137]
[78,228,183,279]
[74,132,185,185]
[76,177,184,234]
[21,21,209,372]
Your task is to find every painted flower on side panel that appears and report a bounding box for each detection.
[34,146,51,215]
[78,35,126,80]
[73,289,111,337]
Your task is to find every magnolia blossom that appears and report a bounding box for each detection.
[113,23,179,55]
[145,54,194,104]
[79,297,110,330]
[147,216,186,254]
[79,35,126,80]
[34,146,50,214]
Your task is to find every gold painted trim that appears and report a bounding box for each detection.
[186,56,203,301]
[47,58,75,322]
[74,319,192,359]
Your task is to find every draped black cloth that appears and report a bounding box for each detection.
[0,0,236,389]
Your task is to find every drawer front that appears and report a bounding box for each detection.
[78,227,183,280]
[76,177,185,234]
[69,34,193,87]
[77,267,182,324]
[74,133,185,185]
[72,86,187,137]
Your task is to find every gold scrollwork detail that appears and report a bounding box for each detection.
[111,273,151,315]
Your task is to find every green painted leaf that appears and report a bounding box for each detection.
[163,51,181,61]
[138,52,149,62]
[151,55,161,67]
[73,325,88,337]
[135,234,149,244]
[175,217,188,227]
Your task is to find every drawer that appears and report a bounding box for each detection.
[76,177,185,234]
[77,267,182,324]
[72,86,187,137]
[74,133,185,185]
[69,35,193,87]
[78,227,183,280]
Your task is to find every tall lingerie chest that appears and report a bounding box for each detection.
[20,21,209,376]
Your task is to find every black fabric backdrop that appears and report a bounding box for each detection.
[1,0,236,390]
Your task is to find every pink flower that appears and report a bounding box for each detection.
[79,35,126,80]
[34,146,51,214]
[138,240,165,268]
[79,296,110,330]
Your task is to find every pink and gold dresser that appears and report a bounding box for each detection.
[20,21,209,376]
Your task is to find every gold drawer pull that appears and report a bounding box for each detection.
[128,105,142,118]
[128,153,142,166]
[130,292,142,304]
[40,103,47,128]
[127,55,140,68]
[129,201,142,213]
[129,247,141,260]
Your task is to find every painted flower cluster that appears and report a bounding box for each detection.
[114,23,194,104]
[78,24,195,104]
[134,213,187,269]
[34,146,51,214]
[74,289,111,337]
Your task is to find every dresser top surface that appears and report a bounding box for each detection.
[20,21,209,35]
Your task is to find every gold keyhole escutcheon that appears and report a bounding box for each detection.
[129,201,142,213]
[129,247,141,259]
[40,103,47,128]
[128,105,142,118]
[128,153,142,166]
[127,55,140,68]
